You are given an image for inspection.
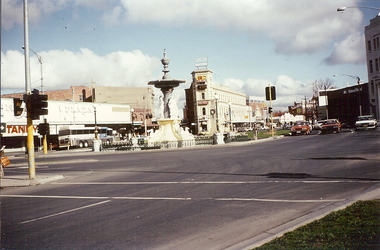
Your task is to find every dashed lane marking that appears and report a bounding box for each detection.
[2,194,344,203]
[50,180,379,185]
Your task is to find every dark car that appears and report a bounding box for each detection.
[320,119,341,134]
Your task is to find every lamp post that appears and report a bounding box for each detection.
[324,85,329,120]
[228,101,232,131]
[143,95,147,135]
[22,46,43,93]
[131,108,135,137]
[214,94,219,132]
[93,104,98,139]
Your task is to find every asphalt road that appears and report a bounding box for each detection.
[1,130,380,250]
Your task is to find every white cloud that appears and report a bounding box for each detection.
[323,32,366,65]
[3,0,364,64]
[106,0,361,58]
[221,75,313,111]
[1,49,160,92]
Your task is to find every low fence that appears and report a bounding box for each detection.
[102,133,250,151]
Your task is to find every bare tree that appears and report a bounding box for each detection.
[312,78,335,97]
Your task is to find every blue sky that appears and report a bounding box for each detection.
[2,0,380,112]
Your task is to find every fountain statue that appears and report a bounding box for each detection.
[147,50,195,148]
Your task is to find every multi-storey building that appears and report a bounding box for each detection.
[184,68,250,134]
[365,15,380,119]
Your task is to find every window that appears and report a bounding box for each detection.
[369,60,373,73]
[202,107,206,115]
[376,58,379,72]
[371,80,375,94]
[368,40,372,52]
[202,93,205,99]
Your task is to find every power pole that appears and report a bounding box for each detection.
[23,0,36,179]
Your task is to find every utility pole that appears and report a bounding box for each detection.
[23,0,36,179]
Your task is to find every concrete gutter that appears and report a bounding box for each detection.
[1,174,65,188]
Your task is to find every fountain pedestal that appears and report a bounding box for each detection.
[147,50,195,148]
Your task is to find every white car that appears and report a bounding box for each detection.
[355,115,377,131]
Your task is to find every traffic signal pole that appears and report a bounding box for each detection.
[24,0,36,179]
[268,84,274,137]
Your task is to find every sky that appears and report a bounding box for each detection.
[2,0,380,113]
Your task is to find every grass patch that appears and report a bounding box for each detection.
[247,130,290,139]
[254,200,380,250]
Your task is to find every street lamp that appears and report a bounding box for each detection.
[131,108,135,137]
[228,101,232,131]
[214,94,219,132]
[337,6,380,15]
[333,74,360,85]
[324,85,329,120]
[93,104,98,139]
[22,46,44,93]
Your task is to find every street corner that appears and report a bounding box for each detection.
[31,175,66,186]
[1,174,65,188]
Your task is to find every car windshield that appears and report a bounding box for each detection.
[324,120,336,124]
[358,116,372,121]
[295,122,306,126]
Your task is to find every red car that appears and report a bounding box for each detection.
[291,121,311,135]
[320,119,341,134]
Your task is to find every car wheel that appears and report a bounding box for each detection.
[106,139,111,145]
[79,141,84,148]
[84,140,89,147]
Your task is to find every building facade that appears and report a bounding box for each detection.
[365,15,380,119]
[317,83,370,127]
[2,86,156,134]
[184,69,250,134]
[246,97,267,122]
[0,98,137,149]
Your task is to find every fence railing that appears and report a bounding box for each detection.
[102,133,250,151]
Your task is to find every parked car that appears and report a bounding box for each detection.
[291,121,311,135]
[320,119,341,134]
[355,115,377,131]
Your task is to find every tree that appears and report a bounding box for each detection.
[312,78,335,97]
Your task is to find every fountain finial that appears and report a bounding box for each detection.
[161,49,171,79]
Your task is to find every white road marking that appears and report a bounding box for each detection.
[20,200,111,224]
[50,180,379,185]
[2,194,343,203]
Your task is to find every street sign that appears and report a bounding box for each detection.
[0,123,6,133]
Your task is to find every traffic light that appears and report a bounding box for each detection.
[30,89,48,120]
[38,122,50,135]
[268,107,273,114]
[13,98,24,116]
[265,86,276,101]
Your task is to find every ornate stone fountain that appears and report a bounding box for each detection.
[147,50,195,148]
